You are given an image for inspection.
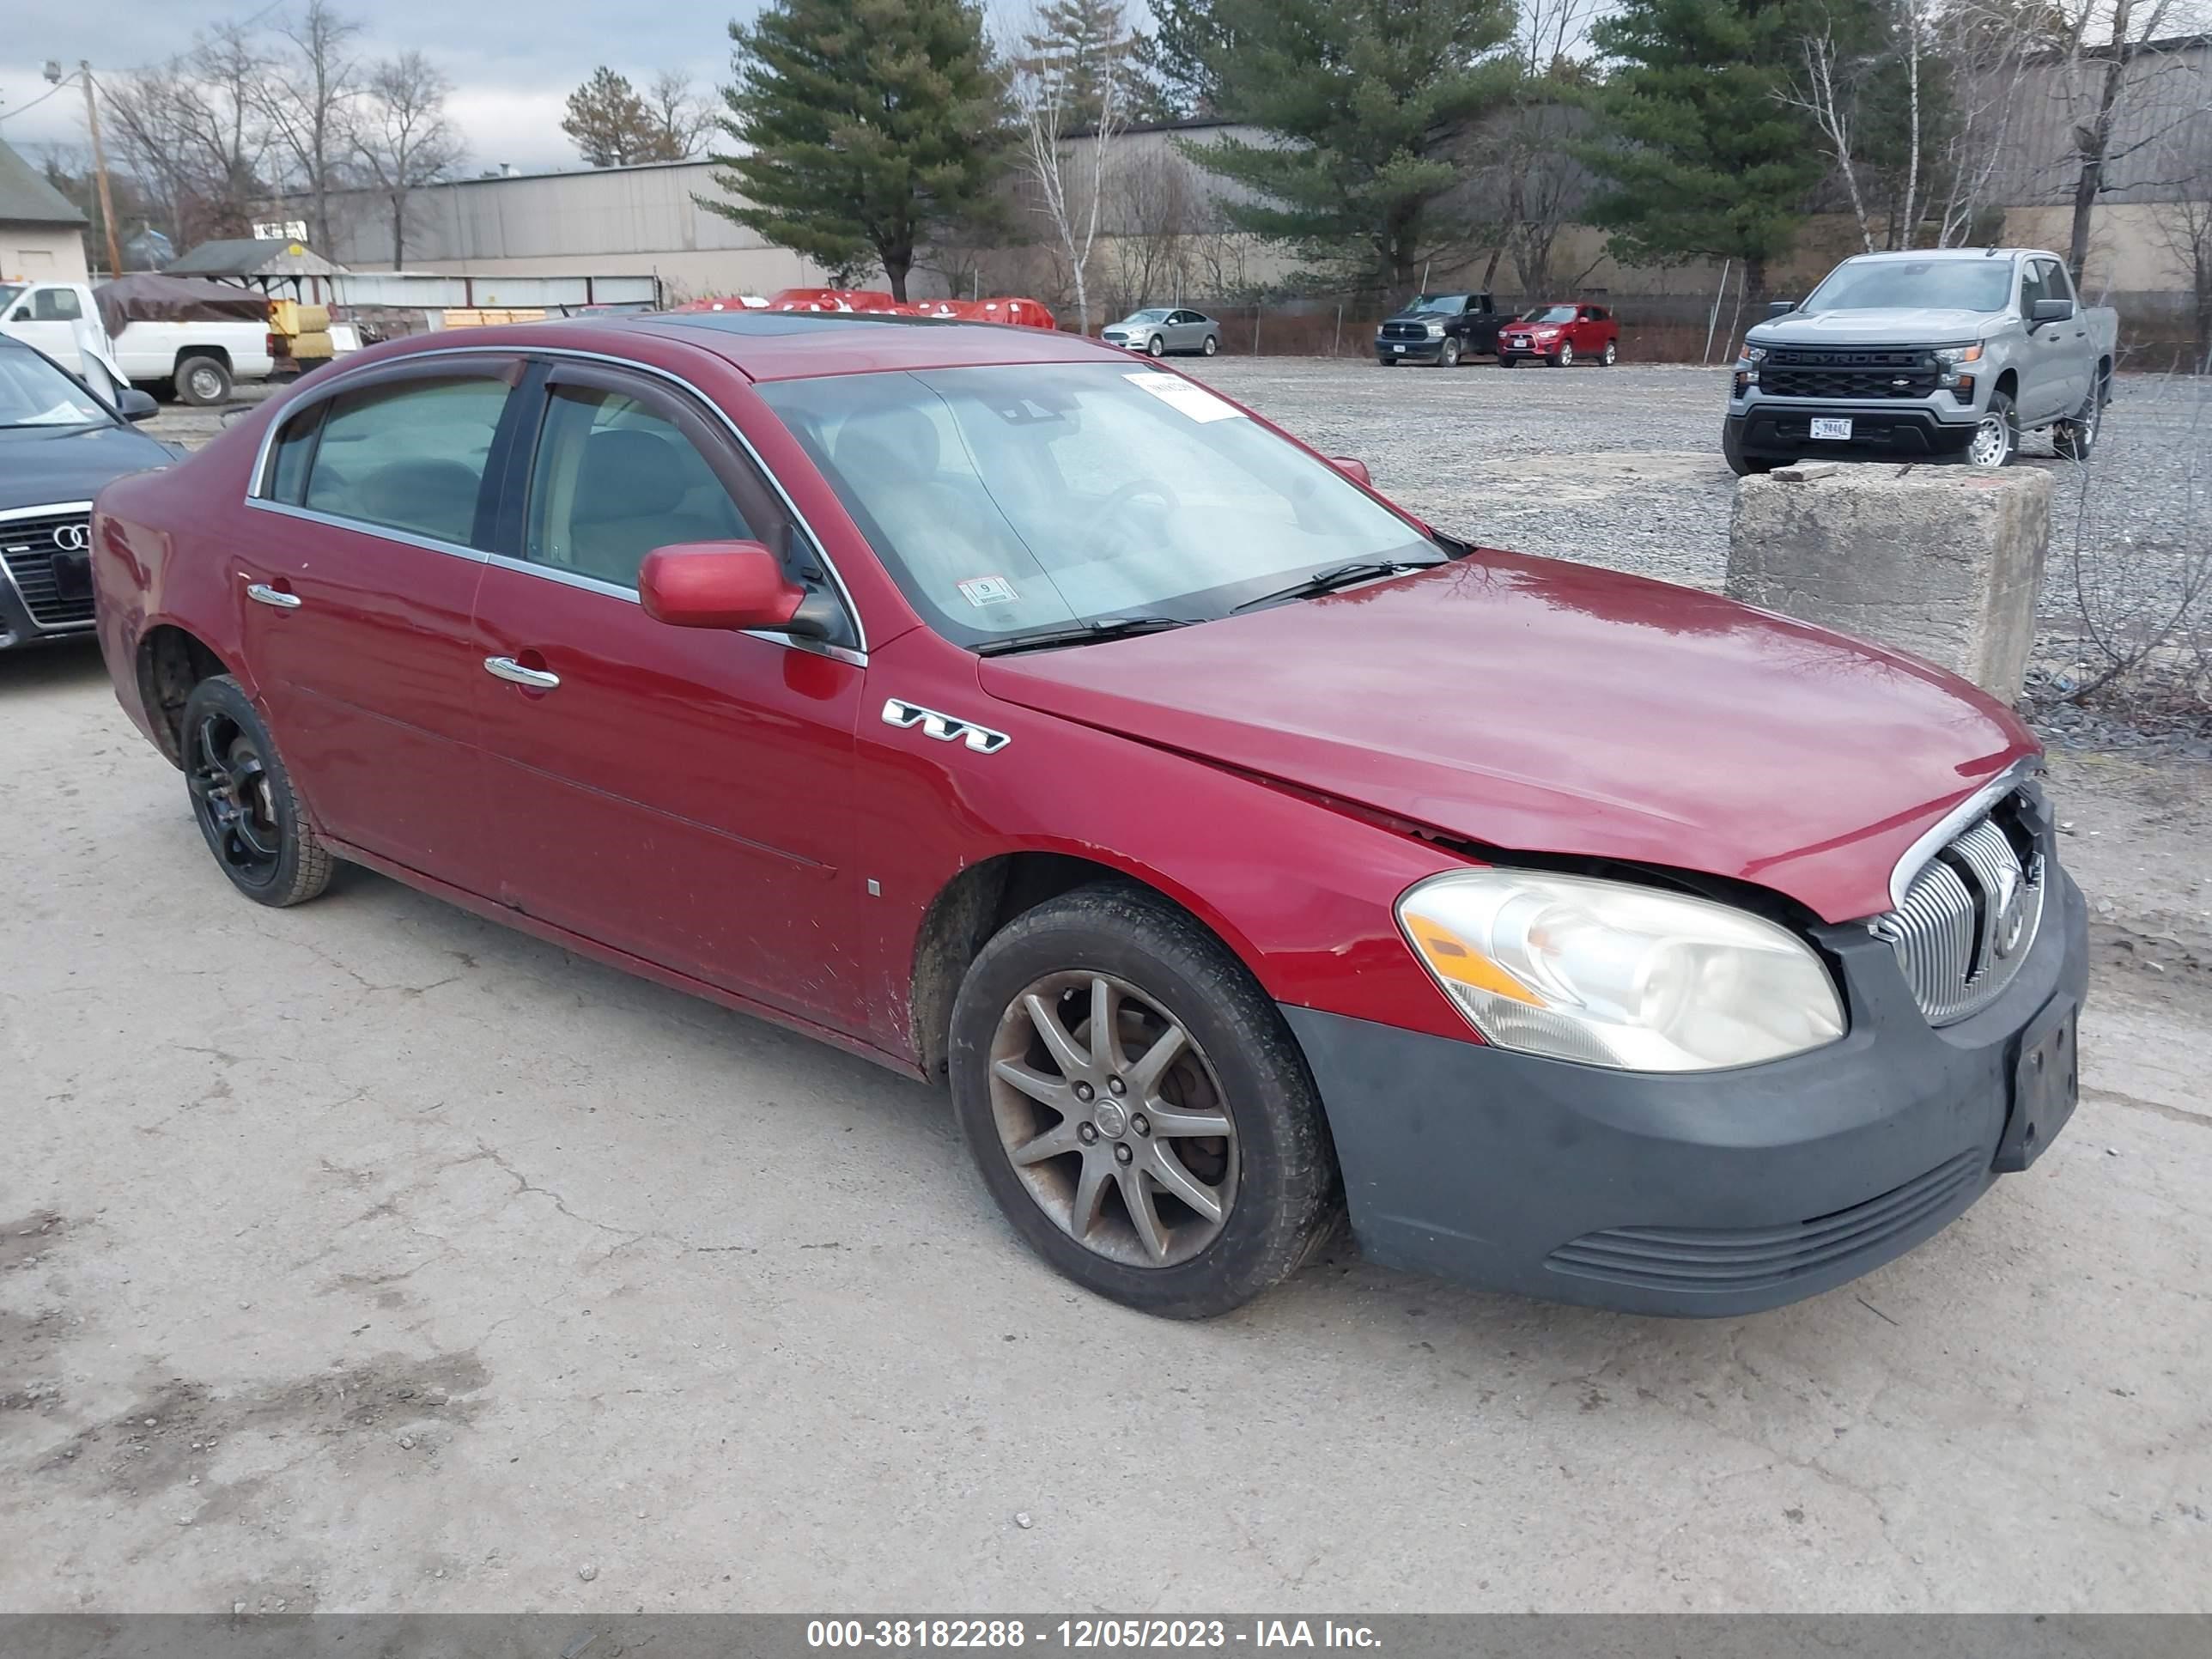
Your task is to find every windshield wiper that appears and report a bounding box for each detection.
[975,615,1200,657]
[1231,557,1445,614]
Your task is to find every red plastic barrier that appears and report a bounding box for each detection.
[759,289,1059,330]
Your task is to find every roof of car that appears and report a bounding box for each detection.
[619,309,1122,382]
[1840,247,2045,262]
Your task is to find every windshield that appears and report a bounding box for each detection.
[1802,258,2013,313]
[0,283,23,315]
[757,362,1433,648]
[1407,293,1469,314]
[1118,309,1172,325]
[1522,306,1577,324]
[0,347,113,430]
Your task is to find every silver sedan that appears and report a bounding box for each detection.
[1101,308,1220,358]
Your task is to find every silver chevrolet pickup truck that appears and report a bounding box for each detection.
[1724,247,2118,475]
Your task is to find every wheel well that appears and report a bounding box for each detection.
[1994,368,2018,399]
[176,346,232,374]
[137,625,232,765]
[909,853,1195,1083]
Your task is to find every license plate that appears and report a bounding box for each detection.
[1995,1000,2079,1172]
[1810,416,1854,441]
[51,550,92,600]
[1393,344,1406,353]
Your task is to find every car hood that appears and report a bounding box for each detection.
[0,421,177,510]
[1752,307,1999,347]
[976,552,2036,924]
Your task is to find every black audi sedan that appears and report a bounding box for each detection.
[0,331,173,652]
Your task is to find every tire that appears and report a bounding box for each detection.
[175,354,233,407]
[1723,419,1778,477]
[1551,343,1575,368]
[1965,391,2019,470]
[2053,377,2102,461]
[1600,340,1618,367]
[948,884,1340,1319]
[1379,356,1399,367]
[1201,334,1218,357]
[1498,356,1519,368]
[1439,337,1462,368]
[181,674,334,908]
[1146,334,1165,359]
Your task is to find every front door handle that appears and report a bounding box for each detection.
[245,582,301,610]
[484,654,560,690]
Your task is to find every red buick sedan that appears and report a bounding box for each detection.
[90,313,2085,1319]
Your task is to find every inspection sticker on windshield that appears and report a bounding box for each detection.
[1125,372,1243,423]
[958,575,1019,607]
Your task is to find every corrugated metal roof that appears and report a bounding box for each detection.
[0,136,88,227]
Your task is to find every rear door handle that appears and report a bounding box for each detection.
[245,582,301,609]
[484,655,560,690]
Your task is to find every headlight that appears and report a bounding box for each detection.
[1396,870,1844,1072]
[1425,322,1446,338]
[1743,344,1769,364]
[1936,343,1984,387]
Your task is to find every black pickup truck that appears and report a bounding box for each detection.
[1376,293,1504,367]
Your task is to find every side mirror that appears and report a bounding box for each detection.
[1327,456,1371,487]
[639,541,819,635]
[1765,300,1797,318]
[116,387,160,422]
[2032,297,2075,325]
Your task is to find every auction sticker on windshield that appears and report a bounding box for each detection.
[1125,373,1243,423]
[958,575,1018,606]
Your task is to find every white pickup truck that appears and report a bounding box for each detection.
[0,276,274,405]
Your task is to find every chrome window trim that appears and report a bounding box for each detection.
[1882,755,2043,912]
[0,500,98,635]
[242,497,490,564]
[243,342,867,658]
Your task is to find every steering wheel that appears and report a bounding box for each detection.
[1079,477,1182,564]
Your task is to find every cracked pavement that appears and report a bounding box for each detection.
[3,378,2210,1613]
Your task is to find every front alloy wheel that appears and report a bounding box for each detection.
[1146,333,1165,358]
[988,971,1237,1269]
[1553,343,1575,368]
[948,884,1340,1317]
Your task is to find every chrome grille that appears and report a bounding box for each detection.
[0,509,97,629]
[1869,809,2045,1024]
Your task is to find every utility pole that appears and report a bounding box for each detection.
[80,63,124,278]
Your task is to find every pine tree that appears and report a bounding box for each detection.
[1020,0,1147,132]
[1579,0,1826,301]
[562,67,681,167]
[1133,0,1236,120]
[1179,0,1521,293]
[708,0,1012,301]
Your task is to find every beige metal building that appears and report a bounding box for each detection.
[0,137,90,287]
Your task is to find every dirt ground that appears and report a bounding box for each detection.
[1,363,2208,1614]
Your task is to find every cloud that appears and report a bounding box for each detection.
[1,0,748,173]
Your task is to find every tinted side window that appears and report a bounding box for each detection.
[2018,260,2050,313]
[2042,259,2075,302]
[32,288,83,322]
[301,377,511,547]
[524,386,757,590]
[265,404,324,504]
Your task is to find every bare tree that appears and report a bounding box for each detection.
[103,27,275,246]
[1007,3,1139,335]
[1492,0,1600,297]
[259,0,362,252]
[645,71,716,160]
[352,52,462,268]
[1931,1,2039,245]
[1788,24,1881,251]
[1100,143,1196,313]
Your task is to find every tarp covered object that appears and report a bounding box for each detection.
[94,273,270,339]
[763,289,1058,330]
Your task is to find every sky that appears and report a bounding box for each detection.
[0,0,766,179]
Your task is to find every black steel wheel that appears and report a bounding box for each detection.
[182,674,334,907]
[949,884,1339,1317]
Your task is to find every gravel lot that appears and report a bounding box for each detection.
[3,360,2207,1615]
[1185,358,2209,659]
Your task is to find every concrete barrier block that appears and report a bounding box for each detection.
[1725,465,2052,702]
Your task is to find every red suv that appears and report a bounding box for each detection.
[1498,303,1620,367]
[89,313,2085,1319]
